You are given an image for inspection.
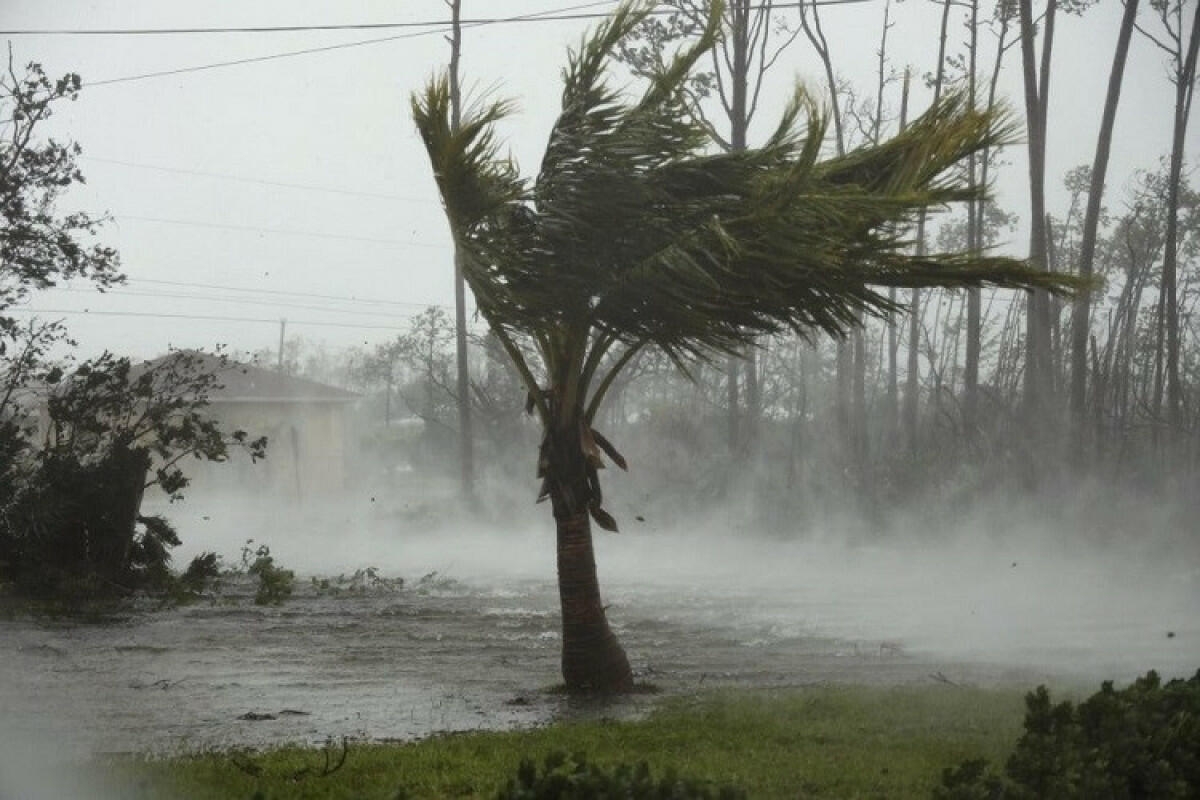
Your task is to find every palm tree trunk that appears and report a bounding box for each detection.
[554,508,633,692]
[546,422,633,693]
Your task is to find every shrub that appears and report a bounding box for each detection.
[243,542,294,606]
[496,751,746,800]
[934,669,1200,799]
[311,567,403,597]
[0,350,266,611]
[179,552,221,595]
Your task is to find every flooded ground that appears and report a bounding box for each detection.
[1,493,1197,761]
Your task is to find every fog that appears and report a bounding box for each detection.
[1,469,1197,800]
[161,482,1199,684]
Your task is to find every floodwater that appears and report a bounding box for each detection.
[1,492,1197,761]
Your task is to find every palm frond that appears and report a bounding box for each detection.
[412,0,1083,411]
[410,77,522,234]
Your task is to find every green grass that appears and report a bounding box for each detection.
[105,685,1027,799]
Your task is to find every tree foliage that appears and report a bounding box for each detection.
[1,58,120,319]
[413,0,1080,525]
[937,670,1200,799]
[0,350,267,609]
[0,60,267,610]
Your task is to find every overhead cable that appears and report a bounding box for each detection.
[48,285,431,318]
[9,0,870,88]
[9,307,409,330]
[116,214,448,248]
[81,156,428,202]
[77,2,620,88]
[128,277,445,308]
[2,2,868,36]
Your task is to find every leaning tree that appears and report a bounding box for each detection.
[413,0,1078,693]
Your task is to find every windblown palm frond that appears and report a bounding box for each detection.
[413,0,1080,419]
[411,0,1089,693]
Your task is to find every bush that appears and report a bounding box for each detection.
[179,552,221,595]
[0,350,266,611]
[934,669,1200,799]
[496,751,745,800]
[242,542,294,606]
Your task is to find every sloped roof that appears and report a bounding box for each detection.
[144,350,359,404]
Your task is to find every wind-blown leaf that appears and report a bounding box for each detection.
[591,429,628,471]
[589,503,619,532]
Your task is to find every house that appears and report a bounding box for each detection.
[143,351,360,499]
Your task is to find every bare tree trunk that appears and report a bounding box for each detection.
[724,0,753,450]
[971,7,1013,430]
[852,328,867,471]
[885,55,908,446]
[798,0,858,471]
[964,0,981,434]
[1162,0,1200,433]
[905,0,953,454]
[1045,212,1060,366]
[726,355,739,451]
[1070,0,1139,460]
[855,0,892,478]
[1152,285,1167,438]
[448,0,475,502]
[1019,0,1056,429]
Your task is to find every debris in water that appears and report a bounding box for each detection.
[237,712,277,721]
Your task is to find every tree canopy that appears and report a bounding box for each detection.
[413,1,1086,693]
[413,0,1075,437]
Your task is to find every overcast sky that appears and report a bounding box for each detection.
[1,1,1190,363]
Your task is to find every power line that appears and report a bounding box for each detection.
[115,214,449,248]
[8,307,408,330]
[127,277,445,308]
[80,155,429,202]
[49,285,428,318]
[22,1,871,88]
[1,1,870,36]
[0,3,620,36]
[84,31,422,88]
[78,2,620,88]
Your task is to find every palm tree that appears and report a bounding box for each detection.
[412,0,1077,694]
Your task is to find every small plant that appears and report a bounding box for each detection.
[414,570,460,595]
[496,751,745,800]
[311,567,403,597]
[171,551,222,602]
[239,540,294,606]
[934,669,1200,799]
[0,348,266,613]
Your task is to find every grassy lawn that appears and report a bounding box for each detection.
[106,684,1027,799]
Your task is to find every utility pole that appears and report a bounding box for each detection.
[277,318,286,371]
[448,0,475,503]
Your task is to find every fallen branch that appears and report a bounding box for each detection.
[929,671,961,687]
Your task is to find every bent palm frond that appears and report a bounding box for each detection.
[412,0,1083,399]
